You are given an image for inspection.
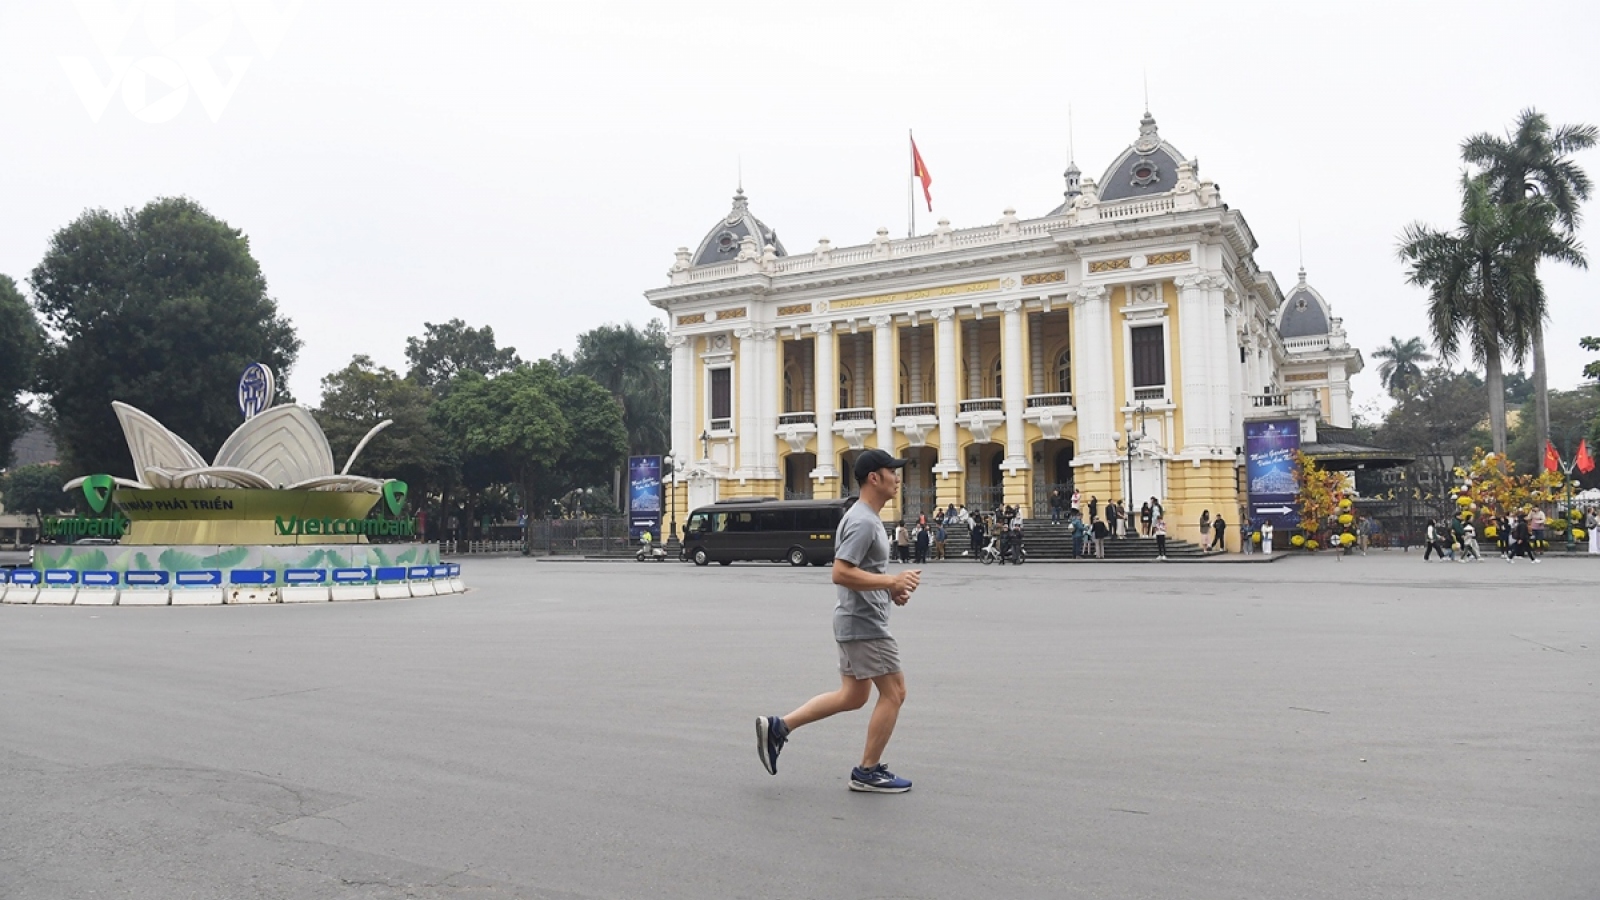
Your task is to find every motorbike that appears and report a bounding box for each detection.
[978,534,1026,565]
[635,538,668,562]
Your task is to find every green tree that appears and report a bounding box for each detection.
[314,355,449,498]
[1583,335,1600,383]
[1374,367,1491,489]
[0,463,69,516]
[0,274,44,469]
[1508,388,1600,490]
[404,319,522,392]
[1462,108,1596,447]
[548,367,629,503]
[570,320,671,456]
[1397,175,1579,453]
[29,197,301,477]
[1370,336,1434,398]
[433,367,568,528]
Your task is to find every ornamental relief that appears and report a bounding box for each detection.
[1022,271,1066,286]
[776,303,812,317]
[1088,258,1131,273]
[677,313,706,325]
[1146,250,1191,266]
[715,306,747,321]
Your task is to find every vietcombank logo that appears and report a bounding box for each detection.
[42,473,128,538]
[276,480,412,537]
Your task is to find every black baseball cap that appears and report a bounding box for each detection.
[853,448,909,483]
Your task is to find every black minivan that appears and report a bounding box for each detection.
[681,498,850,567]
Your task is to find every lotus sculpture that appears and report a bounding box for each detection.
[65,402,392,493]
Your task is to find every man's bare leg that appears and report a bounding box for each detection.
[860,671,906,768]
[783,675,871,730]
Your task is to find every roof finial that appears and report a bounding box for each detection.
[1298,220,1306,281]
[737,155,743,194]
[1143,70,1149,116]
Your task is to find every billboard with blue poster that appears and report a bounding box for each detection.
[1245,419,1301,531]
[627,455,662,540]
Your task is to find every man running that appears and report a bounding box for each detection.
[756,448,922,793]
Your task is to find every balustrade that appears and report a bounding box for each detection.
[894,403,937,418]
[778,412,816,425]
[1025,392,1073,409]
[835,407,875,422]
[959,398,1004,414]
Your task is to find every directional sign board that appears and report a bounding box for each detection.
[44,570,79,585]
[374,566,407,582]
[81,571,119,587]
[284,569,327,584]
[407,566,432,580]
[175,570,222,587]
[11,570,40,585]
[229,569,276,585]
[332,567,373,584]
[126,571,171,586]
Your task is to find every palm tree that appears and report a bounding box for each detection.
[1397,175,1577,453]
[1371,336,1434,398]
[1461,109,1596,449]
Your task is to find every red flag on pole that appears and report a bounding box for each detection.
[911,137,933,212]
[1543,441,1562,472]
[1577,439,1595,474]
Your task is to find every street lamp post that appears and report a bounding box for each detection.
[1117,402,1152,517]
[663,452,678,548]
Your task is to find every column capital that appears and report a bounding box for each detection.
[1175,273,1208,291]
[812,321,834,335]
[666,334,689,349]
[868,313,893,329]
[1068,285,1107,306]
[997,298,1023,314]
[735,326,776,342]
[931,306,955,322]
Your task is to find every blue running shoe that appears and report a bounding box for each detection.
[756,716,788,775]
[849,764,912,793]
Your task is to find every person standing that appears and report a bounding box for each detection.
[1240,513,1254,555]
[756,448,921,793]
[894,522,911,564]
[1049,489,1062,525]
[1530,507,1546,549]
[1212,513,1227,554]
[1198,510,1212,551]
[1108,500,1122,539]
[913,522,930,565]
[1261,520,1274,554]
[1088,495,1099,523]
[1139,501,1153,537]
[934,520,947,561]
[1423,519,1445,561]
[1460,521,1482,561]
[1091,516,1108,559]
[1154,517,1168,560]
[1589,509,1600,555]
[970,515,986,560]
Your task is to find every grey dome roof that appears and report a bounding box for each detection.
[1278,270,1332,338]
[690,189,787,267]
[1096,111,1190,203]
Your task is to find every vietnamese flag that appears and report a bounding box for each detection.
[1577,439,1595,474]
[1544,441,1562,472]
[911,137,933,212]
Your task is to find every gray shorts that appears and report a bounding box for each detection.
[838,637,901,679]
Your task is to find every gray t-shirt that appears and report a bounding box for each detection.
[833,500,892,642]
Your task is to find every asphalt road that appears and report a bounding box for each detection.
[3,554,1597,899]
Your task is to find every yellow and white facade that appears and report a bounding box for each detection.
[645,114,1361,549]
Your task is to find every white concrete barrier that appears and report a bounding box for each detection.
[36,587,78,605]
[330,585,376,602]
[119,589,171,606]
[280,586,329,603]
[376,582,410,600]
[227,587,278,604]
[75,589,118,606]
[2,584,37,604]
[171,588,225,606]
[447,577,465,594]
[409,579,438,597]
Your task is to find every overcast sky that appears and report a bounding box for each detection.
[3,0,1597,419]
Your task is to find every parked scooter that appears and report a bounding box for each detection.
[978,535,1026,565]
[635,534,668,562]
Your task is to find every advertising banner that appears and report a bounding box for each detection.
[628,455,663,540]
[1245,419,1301,530]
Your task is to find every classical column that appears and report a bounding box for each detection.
[1176,274,1213,454]
[755,328,780,477]
[1029,312,1044,395]
[965,320,981,399]
[999,298,1027,468]
[932,307,959,475]
[909,327,924,404]
[853,332,868,408]
[668,334,694,466]
[1070,286,1114,458]
[1207,278,1234,452]
[812,323,837,480]
[871,314,894,451]
[735,327,760,474]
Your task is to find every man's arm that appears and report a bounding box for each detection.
[833,558,919,604]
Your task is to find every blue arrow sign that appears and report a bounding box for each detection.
[331,567,372,584]
[82,571,119,586]
[229,569,276,585]
[175,570,222,586]
[429,565,451,579]
[284,569,327,584]
[44,570,79,585]
[407,566,432,580]
[374,566,407,582]
[0,570,9,584]
[125,570,171,586]
[11,570,40,585]
[447,564,461,577]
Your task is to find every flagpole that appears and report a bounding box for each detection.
[908,129,915,238]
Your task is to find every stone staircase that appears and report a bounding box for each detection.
[944,520,1209,561]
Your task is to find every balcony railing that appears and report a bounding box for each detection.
[835,407,875,421]
[1025,392,1073,409]
[778,412,816,425]
[959,398,1003,413]
[1250,393,1287,408]
[707,417,732,432]
[1132,386,1166,402]
[893,403,936,418]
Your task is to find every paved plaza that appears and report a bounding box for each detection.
[2,554,1597,899]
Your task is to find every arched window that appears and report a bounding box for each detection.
[1056,348,1072,395]
[992,357,1004,398]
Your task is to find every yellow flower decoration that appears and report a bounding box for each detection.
[1338,513,1354,525]
[1290,534,1306,547]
